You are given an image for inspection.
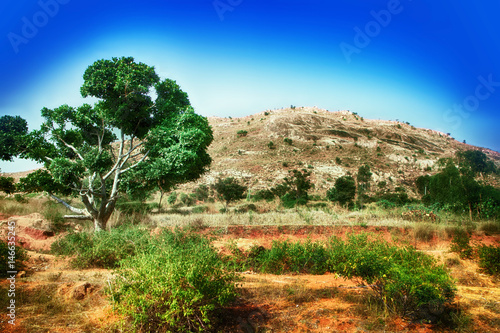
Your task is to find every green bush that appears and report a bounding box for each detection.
[247,239,328,275]
[450,229,474,259]
[0,241,28,277]
[167,191,177,205]
[251,189,275,202]
[111,229,238,332]
[236,130,248,137]
[51,225,152,268]
[477,244,500,275]
[191,205,208,214]
[326,233,455,320]
[283,137,293,145]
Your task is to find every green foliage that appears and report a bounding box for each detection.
[214,177,247,207]
[0,177,15,194]
[283,137,293,145]
[335,157,342,165]
[267,141,275,149]
[0,115,28,161]
[115,201,155,215]
[167,191,177,205]
[248,239,328,274]
[230,234,455,321]
[280,169,313,206]
[377,181,387,188]
[236,130,248,137]
[51,225,152,268]
[179,193,195,206]
[415,175,431,196]
[0,241,28,277]
[251,189,275,202]
[456,150,496,176]
[477,244,500,275]
[327,234,455,320]
[111,229,238,332]
[192,185,210,201]
[450,229,474,259]
[357,164,372,191]
[18,169,73,196]
[327,176,356,206]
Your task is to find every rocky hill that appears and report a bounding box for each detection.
[180,106,499,198]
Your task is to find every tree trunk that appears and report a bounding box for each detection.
[93,216,109,232]
[158,190,164,213]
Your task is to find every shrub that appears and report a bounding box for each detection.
[327,233,456,321]
[267,141,275,149]
[477,244,500,275]
[167,191,177,205]
[0,176,15,194]
[179,193,195,206]
[51,225,152,268]
[236,130,248,137]
[111,229,238,332]
[284,137,293,145]
[191,205,208,214]
[251,189,275,202]
[14,194,27,203]
[450,229,474,259]
[249,239,328,275]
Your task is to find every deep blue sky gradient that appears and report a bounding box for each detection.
[1,0,499,172]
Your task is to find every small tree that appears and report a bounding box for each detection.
[214,177,247,208]
[327,176,356,206]
[0,115,28,161]
[357,164,372,191]
[15,57,213,232]
[0,177,15,194]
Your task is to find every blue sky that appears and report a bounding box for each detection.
[1,0,499,172]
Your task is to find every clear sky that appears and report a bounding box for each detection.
[1,0,499,172]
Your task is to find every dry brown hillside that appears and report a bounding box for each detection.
[179,106,499,196]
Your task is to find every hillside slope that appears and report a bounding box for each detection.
[181,107,499,197]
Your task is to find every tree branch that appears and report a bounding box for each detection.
[63,215,92,220]
[48,193,87,215]
[120,150,150,174]
[55,134,84,161]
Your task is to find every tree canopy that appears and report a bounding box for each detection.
[0,115,28,161]
[16,57,213,231]
[214,177,247,208]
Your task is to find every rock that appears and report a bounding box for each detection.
[71,282,93,300]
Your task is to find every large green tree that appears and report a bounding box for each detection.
[18,57,213,231]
